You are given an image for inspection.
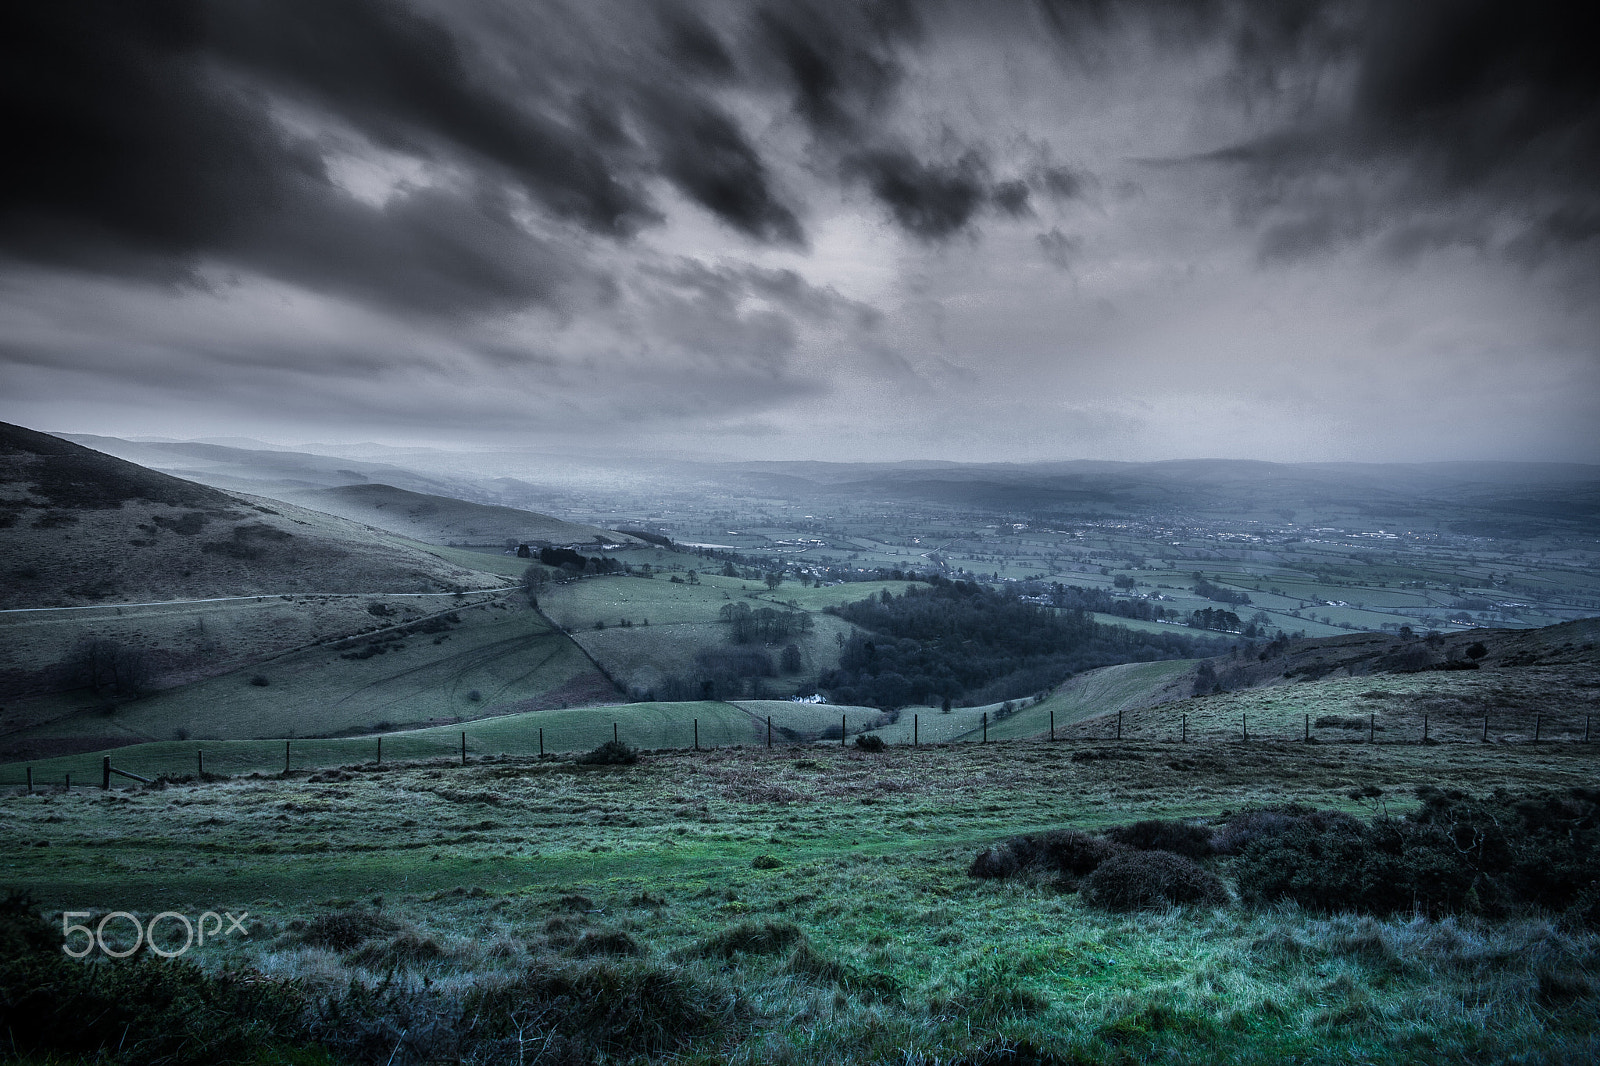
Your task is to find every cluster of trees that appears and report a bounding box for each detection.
[538,546,622,573]
[1040,582,1163,621]
[1193,574,1252,606]
[819,578,1218,709]
[62,637,151,697]
[1188,607,1243,632]
[718,602,813,644]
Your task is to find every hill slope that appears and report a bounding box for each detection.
[275,483,634,547]
[1,422,506,610]
[1,422,531,715]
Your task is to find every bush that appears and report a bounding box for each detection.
[1232,813,1481,917]
[970,829,1120,880]
[854,734,887,752]
[969,844,1022,879]
[1103,818,1215,859]
[0,892,315,1065]
[1080,851,1228,910]
[1035,829,1121,876]
[576,739,639,765]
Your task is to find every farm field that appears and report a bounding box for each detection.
[2,599,612,753]
[5,738,1597,1063]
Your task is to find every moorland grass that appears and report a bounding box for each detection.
[4,739,1599,1061]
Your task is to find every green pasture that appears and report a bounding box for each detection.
[14,603,602,744]
[0,698,897,786]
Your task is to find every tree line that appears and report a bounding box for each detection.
[819,577,1223,709]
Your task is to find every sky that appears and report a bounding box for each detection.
[2,0,1597,464]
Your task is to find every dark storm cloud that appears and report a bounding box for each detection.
[1157,0,1600,265]
[643,97,804,246]
[0,0,822,312]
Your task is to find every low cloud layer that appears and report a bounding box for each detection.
[2,0,1596,462]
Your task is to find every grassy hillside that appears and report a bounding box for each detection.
[0,598,622,757]
[0,697,890,783]
[0,422,508,611]
[277,483,637,547]
[540,574,918,699]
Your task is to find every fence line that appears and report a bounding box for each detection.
[11,711,1595,792]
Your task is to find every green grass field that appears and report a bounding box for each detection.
[0,698,894,786]
[5,738,1596,1064]
[4,601,609,746]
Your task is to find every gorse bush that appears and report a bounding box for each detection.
[1103,818,1216,859]
[1233,788,1600,922]
[1080,851,1229,910]
[575,739,639,765]
[0,892,315,1065]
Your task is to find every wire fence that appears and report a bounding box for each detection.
[5,704,1593,795]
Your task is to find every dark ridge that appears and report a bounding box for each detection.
[0,421,234,511]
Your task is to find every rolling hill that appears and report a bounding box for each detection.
[273,483,636,547]
[0,422,506,611]
[1,423,598,744]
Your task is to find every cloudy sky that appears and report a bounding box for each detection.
[2,0,1596,463]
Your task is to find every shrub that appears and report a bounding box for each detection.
[1080,850,1228,910]
[576,739,639,765]
[969,844,1022,879]
[0,892,314,1065]
[1037,829,1121,876]
[1104,818,1215,859]
[854,734,887,752]
[970,829,1120,880]
[248,674,269,687]
[752,853,783,869]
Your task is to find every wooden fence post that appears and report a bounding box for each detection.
[64,773,70,791]
[613,723,619,745]
[1049,709,1055,741]
[26,766,32,794]
[767,716,772,748]
[1483,716,1489,742]
[102,756,110,791]
[1116,710,1122,741]
[982,712,988,744]
[1304,713,1309,742]
[376,737,381,765]
[1534,714,1541,742]
[198,750,204,778]
[1243,715,1248,743]
[914,714,919,747]
[1181,714,1187,743]
[284,740,291,774]
[693,719,698,751]
[539,727,544,757]
[841,714,846,746]
[1587,715,1592,743]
